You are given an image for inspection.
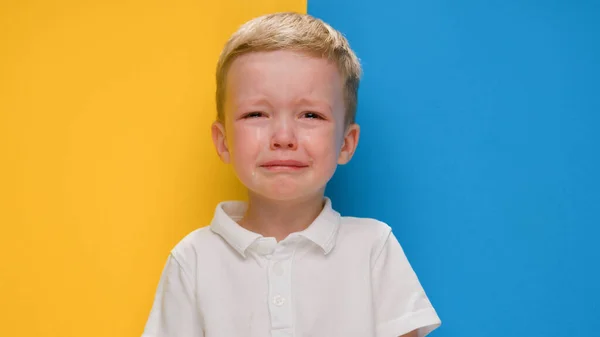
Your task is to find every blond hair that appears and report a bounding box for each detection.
[215,12,362,125]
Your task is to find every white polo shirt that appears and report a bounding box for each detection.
[142,198,441,337]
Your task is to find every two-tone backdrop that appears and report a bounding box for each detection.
[1,0,597,336]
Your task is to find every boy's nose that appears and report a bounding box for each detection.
[270,122,298,150]
[271,139,297,150]
[270,134,298,150]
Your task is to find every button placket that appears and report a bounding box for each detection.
[272,261,284,276]
[267,248,294,331]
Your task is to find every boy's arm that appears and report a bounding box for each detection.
[372,227,441,337]
[142,253,203,337]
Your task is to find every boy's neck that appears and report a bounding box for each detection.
[238,191,326,242]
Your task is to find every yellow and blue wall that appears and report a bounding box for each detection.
[1,0,598,336]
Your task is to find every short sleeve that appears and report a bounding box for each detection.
[371,229,441,337]
[142,253,203,337]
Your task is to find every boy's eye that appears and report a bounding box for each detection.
[303,112,323,119]
[243,112,265,118]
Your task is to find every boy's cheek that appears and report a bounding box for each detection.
[230,140,261,168]
[303,131,341,156]
[233,125,269,145]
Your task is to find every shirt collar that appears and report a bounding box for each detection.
[209,197,341,258]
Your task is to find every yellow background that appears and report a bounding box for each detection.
[0,0,306,336]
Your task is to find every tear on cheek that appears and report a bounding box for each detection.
[299,133,312,142]
[251,169,259,185]
[254,128,270,150]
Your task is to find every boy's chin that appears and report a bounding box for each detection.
[247,186,324,203]
[236,172,329,202]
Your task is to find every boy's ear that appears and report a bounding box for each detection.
[211,121,230,164]
[338,123,360,165]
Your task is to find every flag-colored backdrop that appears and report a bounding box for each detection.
[0,1,305,336]
[3,1,599,337]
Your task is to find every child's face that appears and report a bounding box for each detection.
[212,50,359,202]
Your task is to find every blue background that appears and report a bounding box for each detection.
[313,0,600,336]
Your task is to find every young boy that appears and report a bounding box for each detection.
[142,12,441,337]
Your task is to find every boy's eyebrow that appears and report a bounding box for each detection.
[236,97,333,113]
[294,97,333,113]
[236,97,273,109]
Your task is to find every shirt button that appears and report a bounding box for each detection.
[273,262,284,276]
[273,295,286,306]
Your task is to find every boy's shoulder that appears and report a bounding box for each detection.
[165,226,225,270]
[339,214,392,235]
[336,214,395,253]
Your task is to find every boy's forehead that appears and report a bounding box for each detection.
[226,50,344,109]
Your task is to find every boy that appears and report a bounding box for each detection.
[142,12,441,337]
